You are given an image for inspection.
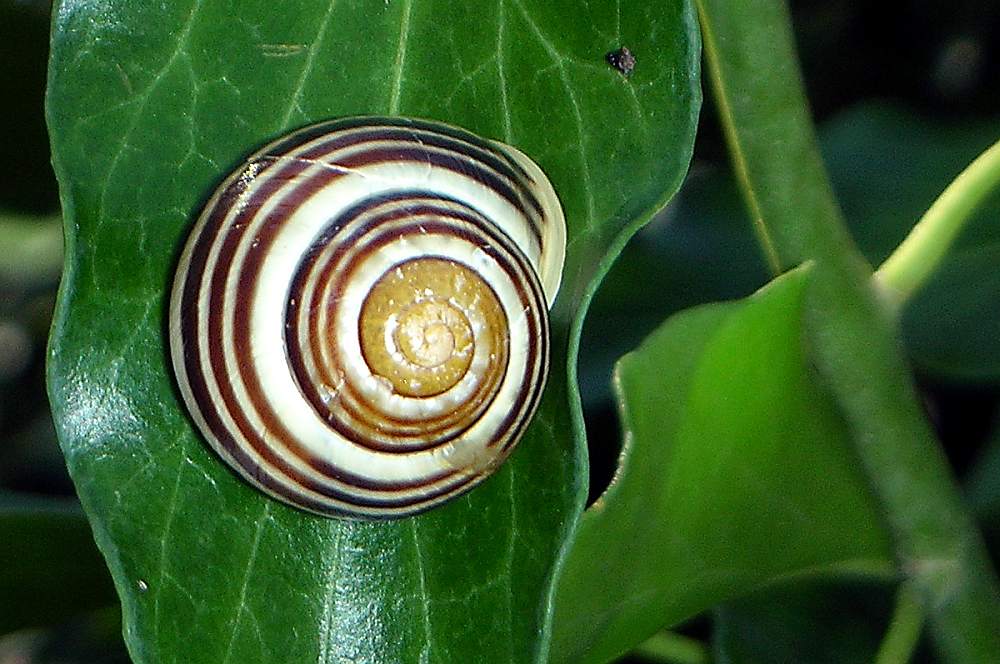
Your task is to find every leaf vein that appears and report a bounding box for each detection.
[152,454,186,647]
[220,502,270,663]
[505,466,517,664]
[510,0,596,230]
[316,522,344,664]
[95,0,203,234]
[409,519,435,659]
[496,0,512,141]
[280,0,338,127]
[388,0,414,114]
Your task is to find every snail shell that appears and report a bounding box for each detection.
[169,117,566,519]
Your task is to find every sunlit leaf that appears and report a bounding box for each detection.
[552,268,892,664]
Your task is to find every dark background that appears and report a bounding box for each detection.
[2,0,999,661]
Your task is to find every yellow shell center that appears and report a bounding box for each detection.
[360,258,506,398]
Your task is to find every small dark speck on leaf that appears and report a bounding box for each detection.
[606,47,636,77]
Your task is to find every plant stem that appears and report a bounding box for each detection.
[631,632,710,664]
[874,583,924,664]
[876,138,1000,307]
[695,0,1000,660]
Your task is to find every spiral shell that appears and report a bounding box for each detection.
[169,117,566,519]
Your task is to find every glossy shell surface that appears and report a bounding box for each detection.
[169,117,565,518]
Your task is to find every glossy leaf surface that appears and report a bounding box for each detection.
[552,268,892,664]
[45,1,700,662]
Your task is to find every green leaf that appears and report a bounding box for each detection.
[45,1,700,662]
[629,631,709,664]
[0,494,116,634]
[695,0,1000,659]
[551,268,892,664]
[578,173,770,412]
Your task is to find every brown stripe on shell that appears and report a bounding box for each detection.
[286,195,527,423]
[297,195,539,419]
[183,160,469,503]
[254,122,547,251]
[179,229,473,510]
[336,146,544,250]
[263,116,537,186]
[215,171,471,500]
[324,214,541,438]
[290,212,511,448]
[269,124,545,222]
[290,214,534,453]
[171,117,560,518]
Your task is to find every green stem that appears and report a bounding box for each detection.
[876,138,1000,307]
[632,632,710,664]
[695,1,1000,661]
[874,583,924,664]
[698,8,784,275]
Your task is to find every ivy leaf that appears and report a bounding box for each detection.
[551,267,892,664]
[45,1,700,662]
